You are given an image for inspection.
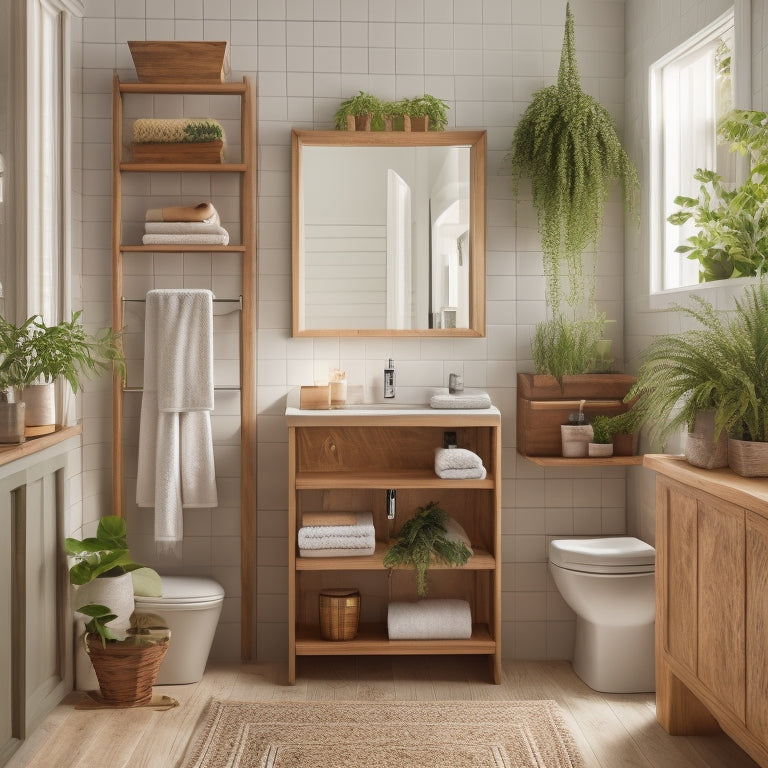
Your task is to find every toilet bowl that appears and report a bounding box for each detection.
[549,536,656,693]
[134,575,225,685]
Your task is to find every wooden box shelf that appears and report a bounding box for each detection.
[286,404,502,684]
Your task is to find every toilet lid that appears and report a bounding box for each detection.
[549,537,655,574]
[134,575,225,605]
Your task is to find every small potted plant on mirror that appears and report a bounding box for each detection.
[333,91,384,131]
[401,94,449,131]
[588,414,615,458]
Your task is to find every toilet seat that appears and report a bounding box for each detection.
[134,575,225,606]
[549,536,655,574]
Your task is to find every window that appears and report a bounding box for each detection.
[649,3,751,293]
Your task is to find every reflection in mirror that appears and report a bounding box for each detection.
[292,130,486,337]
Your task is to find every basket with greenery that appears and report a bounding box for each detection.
[382,501,471,597]
[668,109,768,282]
[627,282,768,448]
[531,312,606,380]
[182,120,223,143]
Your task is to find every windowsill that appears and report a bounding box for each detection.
[639,275,760,313]
[0,424,82,468]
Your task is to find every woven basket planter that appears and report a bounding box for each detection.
[727,438,768,477]
[86,633,170,706]
[685,432,728,470]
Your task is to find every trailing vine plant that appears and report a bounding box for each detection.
[508,3,639,343]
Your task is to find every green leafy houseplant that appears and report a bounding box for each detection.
[508,2,638,318]
[333,91,384,130]
[627,282,768,448]
[0,310,125,393]
[382,501,472,597]
[668,109,768,282]
[590,409,643,445]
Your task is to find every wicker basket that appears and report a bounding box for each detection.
[319,588,360,641]
[727,438,768,477]
[86,632,170,706]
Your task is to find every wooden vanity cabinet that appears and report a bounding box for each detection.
[646,455,768,767]
[286,405,502,685]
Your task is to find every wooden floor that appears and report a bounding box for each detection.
[6,657,760,768]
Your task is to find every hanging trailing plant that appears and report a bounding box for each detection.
[507,2,639,317]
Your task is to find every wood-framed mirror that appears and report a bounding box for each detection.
[291,129,486,337]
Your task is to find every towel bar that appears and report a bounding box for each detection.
[122,295,243,314]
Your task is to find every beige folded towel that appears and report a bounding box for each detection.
[142,233,229,246]
[144,221,223,235]
[430,388,492,409]
[146,202,217,222]
[302,511,358,527]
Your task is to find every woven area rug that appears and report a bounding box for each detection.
[182,699,584,768]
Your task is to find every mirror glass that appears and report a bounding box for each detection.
[292,130,486,336]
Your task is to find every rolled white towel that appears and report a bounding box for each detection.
[298,511,374,540]
[437,466,487,479]
[387,599,472,640]
[430,388,491,409]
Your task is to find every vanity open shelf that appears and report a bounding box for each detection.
[286,403,502,684]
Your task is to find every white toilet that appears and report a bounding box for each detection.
[548,536,656,694]
[134,575,225,685]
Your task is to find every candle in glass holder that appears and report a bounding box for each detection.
[329,368,347,405]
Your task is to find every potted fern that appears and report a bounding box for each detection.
[508,2,638,377]
[333,91,384,131]
[401,94,449,132]
[627,282,768,475]
[382,501,472,597]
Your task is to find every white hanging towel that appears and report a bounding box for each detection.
[136,289,218,553]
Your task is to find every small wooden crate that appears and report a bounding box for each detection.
[128,41,227,84]
[517,373,635,457]
[132,140,223,164]
[319,588,360,641]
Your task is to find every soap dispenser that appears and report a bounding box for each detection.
[384,359,395,398]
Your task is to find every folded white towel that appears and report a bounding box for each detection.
[136,289,218,552]
[144,221,224,235]
[434,447,486,479]
[387,599,472,640]
[298,511,375,551]
[435,447,483,471]
[142,232,229,245]
[430,388,492,409]
[299,544,376,557]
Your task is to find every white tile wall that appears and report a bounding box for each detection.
[74,0,629,663]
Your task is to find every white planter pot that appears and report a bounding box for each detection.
[73,571,135,692]
[588,442,614,458]
[20,382,56,434]
[561,424,593,457]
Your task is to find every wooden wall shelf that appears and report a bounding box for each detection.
[521,454,643,467]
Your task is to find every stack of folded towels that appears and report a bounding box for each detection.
[142,201,230,246]
[434,447,486,479]
[298,510,376,557]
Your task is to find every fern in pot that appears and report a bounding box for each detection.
[508,2,638,378]
[627,282,768,474]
